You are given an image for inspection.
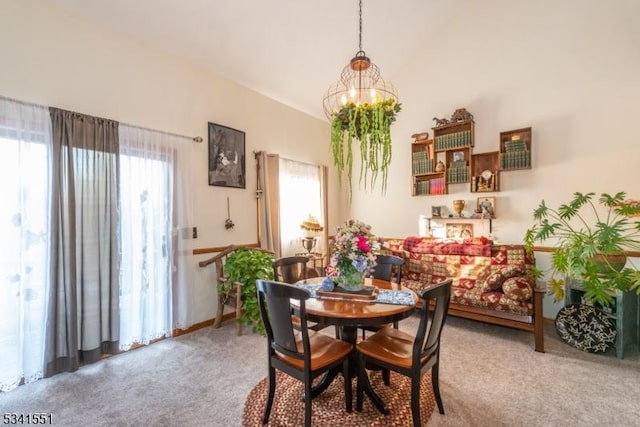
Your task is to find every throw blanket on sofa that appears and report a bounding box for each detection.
[402,236,492,257]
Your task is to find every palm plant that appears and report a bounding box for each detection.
[524,192,640,306]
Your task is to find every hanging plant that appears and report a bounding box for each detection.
[330,98,402,198]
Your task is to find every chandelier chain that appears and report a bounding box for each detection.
[358,0,363,52]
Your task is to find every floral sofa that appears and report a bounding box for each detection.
[383,236,544,352]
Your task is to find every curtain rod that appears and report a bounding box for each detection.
[0,95,49,109]
[121,122,203,143]
[0,95,203,143]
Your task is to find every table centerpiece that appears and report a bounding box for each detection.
[325,219,382,291]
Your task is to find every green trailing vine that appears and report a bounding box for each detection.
[330,98,401,199]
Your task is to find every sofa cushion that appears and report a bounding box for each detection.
[502,276,533,301]
[481,264,525,291]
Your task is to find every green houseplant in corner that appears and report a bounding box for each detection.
[222,247,274,336]
[524,192,640,306]
[330,98,401,198]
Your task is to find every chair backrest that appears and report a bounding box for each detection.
[273,256,309,284]
[256,279,312,360]
[413,279,452,365]
[371,254,404,284]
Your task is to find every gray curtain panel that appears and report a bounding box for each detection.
[45,108,120,376]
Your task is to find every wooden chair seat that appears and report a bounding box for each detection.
[357,326,431,369]
[276,334,352,370]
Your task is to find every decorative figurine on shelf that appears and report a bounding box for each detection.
[453,200,465,217]
[435,160,445,172]
[450,108,474,123]
[411,132,429,141]
[433,117,450,127]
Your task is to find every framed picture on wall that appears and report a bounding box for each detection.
[208,122,246,188]
[431,206,442,218]
[446,223,473,240]
[477,196,496,218]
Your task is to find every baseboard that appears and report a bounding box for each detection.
[172,312,237,337]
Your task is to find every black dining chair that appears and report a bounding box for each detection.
[372,254,404,284]
[273,256,331,333]
[356,279,452,427]
[273,255,311,284]
[361,254,405,338]
[361,254,406,384]
[256,279,353,427]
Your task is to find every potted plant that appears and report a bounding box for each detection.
[222,247,274,335]
[330,98,401,198]
[524,191,640,306]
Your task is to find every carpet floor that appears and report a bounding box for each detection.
[243,370,435,426]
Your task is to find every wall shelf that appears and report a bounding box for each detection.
[427,216,493,234]
[499,127,532,171]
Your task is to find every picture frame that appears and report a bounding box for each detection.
[477,196,496,218]
[431,205,442,218]
[446,223,474,239]
[453,151,465,162]
[208,122,246,188]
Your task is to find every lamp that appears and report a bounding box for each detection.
[300,215,323,254]
[323,0,401,197]
[322,0,399,117]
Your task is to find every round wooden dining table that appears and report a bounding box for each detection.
[291,277,417,414]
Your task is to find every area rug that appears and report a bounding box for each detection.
[242,370,436,426]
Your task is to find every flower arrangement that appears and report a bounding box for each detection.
[325,219,382,291]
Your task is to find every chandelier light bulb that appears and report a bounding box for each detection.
[340,94,348,105]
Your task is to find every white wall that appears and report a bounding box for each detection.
[350,0,640,317]
[3,0,638,322]
[0,0,344,324]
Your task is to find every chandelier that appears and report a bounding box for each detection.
[323,0,401,198]
[322,0,399,118]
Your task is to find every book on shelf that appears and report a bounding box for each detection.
[412,151,436,174]
[434,130,471,151]
[504,139,528,152]
[500,150,531,169]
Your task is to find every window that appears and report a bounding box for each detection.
[278,158,323,256]
[0,99,51,391]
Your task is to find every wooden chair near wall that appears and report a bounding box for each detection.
[256,279,353,427]
[198,245,274,336]
[356,279,452,427]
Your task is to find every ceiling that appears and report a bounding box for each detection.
[49,0,469,120]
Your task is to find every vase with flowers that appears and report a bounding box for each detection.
[326,219,382,291]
